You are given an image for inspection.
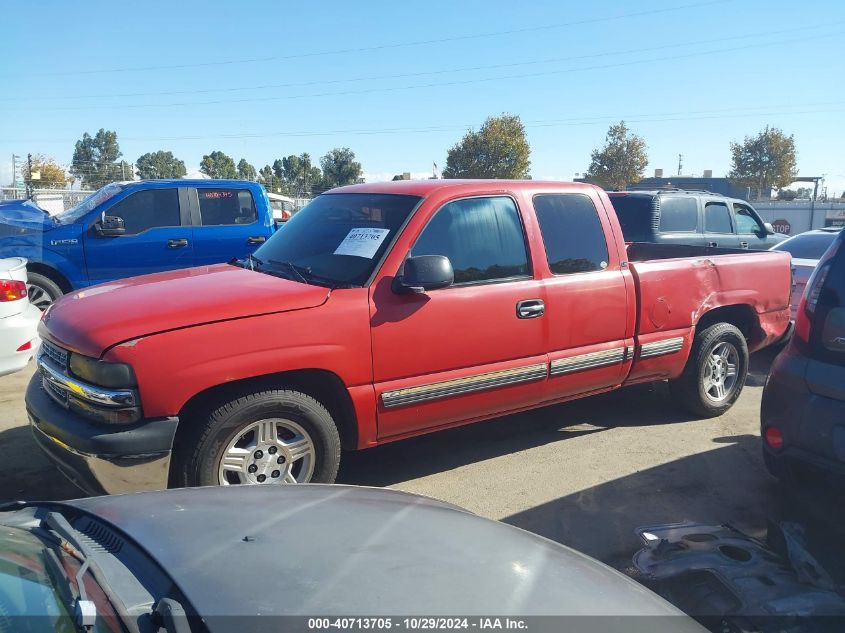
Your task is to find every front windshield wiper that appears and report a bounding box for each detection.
[267,259,309,284]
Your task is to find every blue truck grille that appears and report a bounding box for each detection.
[41,340,68,368]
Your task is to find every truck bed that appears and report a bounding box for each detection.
[625,242,792,362]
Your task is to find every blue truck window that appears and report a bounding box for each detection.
[198,189,257,226]
[108,189,180,235]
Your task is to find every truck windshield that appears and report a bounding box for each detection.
[251,193,421,287]
[54,183,125,224]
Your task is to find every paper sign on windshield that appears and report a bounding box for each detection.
[333,228,390,258]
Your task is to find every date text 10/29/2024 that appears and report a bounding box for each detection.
[308,618,528,630]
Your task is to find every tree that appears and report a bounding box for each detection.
[777,186,812,201]
[136,150,187,180]
[280,153,322,197]
[70,128,123,188]
[200,150,237,179]
[237,158,257,181]
[729,125,797,200]
[584,121,648,191]
[442,114,531,179]
[319,148,362,191]
[258,165,283,193]
[25,154,67,189]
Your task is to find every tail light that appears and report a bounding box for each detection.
[0,280,27,302]
[794,237,843,358]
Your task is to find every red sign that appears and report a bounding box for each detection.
[771,219,791,234]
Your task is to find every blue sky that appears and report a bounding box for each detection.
[1,0,843,195]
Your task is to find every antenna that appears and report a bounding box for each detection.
[677,154,683,176]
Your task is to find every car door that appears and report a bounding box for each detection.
[656,195,706,246]
[732,201,769,249]
[702,199,738,248]
[369,194,548,440]
[83,187,193,285]
[190,186,268,266]
[531,191,632,400]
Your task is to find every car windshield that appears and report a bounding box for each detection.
[248,192,420,287]
[54,183,125,224]
[0,524,117,632]
[772,232,837,260]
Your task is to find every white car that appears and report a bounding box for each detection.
[0,257,41,377]
[771,227,841,320]
[267,192,296,222]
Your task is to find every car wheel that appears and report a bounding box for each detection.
[174,389,341,487]
[670,322,749,418]
[26,272,63,310]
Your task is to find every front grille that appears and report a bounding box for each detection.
[41,340,68,368]
[43,378,68,406]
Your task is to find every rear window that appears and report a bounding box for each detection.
[533,194,609,274]
[607,195,654,242]
[198,189,257,226]
[658,197,698,232]
[772,233,837,260]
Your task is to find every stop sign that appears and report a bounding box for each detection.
[771,219,791,235]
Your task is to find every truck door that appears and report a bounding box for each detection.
[530,192,632,400]
[83,187,193,285]
[190,186,268,266]
[732,202,770,249]
[702,200,739,248]
[370,194,548,440]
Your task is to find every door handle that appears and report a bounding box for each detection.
[167,238,189,248]
[707,242,718,248]
[247,236,266,245]
[739,241,749,249]
[516,299,545,319]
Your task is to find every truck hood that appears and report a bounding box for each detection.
[41,264,330,356]
[0,199,57,231]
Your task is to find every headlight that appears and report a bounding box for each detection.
[69,353,137,389]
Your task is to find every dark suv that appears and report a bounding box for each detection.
[607,189,787,249]
[761,226,845,484]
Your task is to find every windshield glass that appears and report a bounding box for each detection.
[772,232,837,260]
[55,183,125,223]
[251,193,420,287]
[0,524,117,631]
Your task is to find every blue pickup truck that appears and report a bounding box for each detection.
[0,179,276,308]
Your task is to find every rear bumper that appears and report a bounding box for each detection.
[0,303,41,377]
[761,345,845,482]
[26,373,178,495]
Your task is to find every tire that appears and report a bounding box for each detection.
[26,272,64,310]
[670,322,749,418]
[173,389,341,487]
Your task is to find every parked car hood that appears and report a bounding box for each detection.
[0,199,57,231]
[58,486,703,627]
[41,264,330,356]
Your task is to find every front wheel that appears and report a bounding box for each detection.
[26,272,63,310]
[173,389,341,487]
[670,322,749,418]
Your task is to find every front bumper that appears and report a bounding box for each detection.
[26,373,178,495]
[761,345,845,482]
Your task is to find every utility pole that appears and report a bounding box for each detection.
[677,154,683,176]
[26,153,33,199]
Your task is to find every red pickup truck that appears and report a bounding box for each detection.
[26,180,792,495]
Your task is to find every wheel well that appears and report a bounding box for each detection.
[174,369,359,454]
[26,263,73,293]
[695,304,761,345]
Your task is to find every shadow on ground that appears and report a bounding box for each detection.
[0,424,81,502]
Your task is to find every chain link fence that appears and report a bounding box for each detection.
[0,187,94,214]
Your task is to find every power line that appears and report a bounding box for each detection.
[5,29,835,113]
[12,20,834,104]
[9,103,844,145]
[4,0,729,79]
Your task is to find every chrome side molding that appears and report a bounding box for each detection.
[639,336,685,359]
[550,347,626,376]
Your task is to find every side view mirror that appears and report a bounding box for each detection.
[763,222,775,236]
[95,213,126,237]
[393,255,454,294]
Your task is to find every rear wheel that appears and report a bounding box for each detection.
[26,272,63,310]
[670,323,749,418]
[173,389,341,487]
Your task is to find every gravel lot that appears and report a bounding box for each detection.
[1,347,841,575]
